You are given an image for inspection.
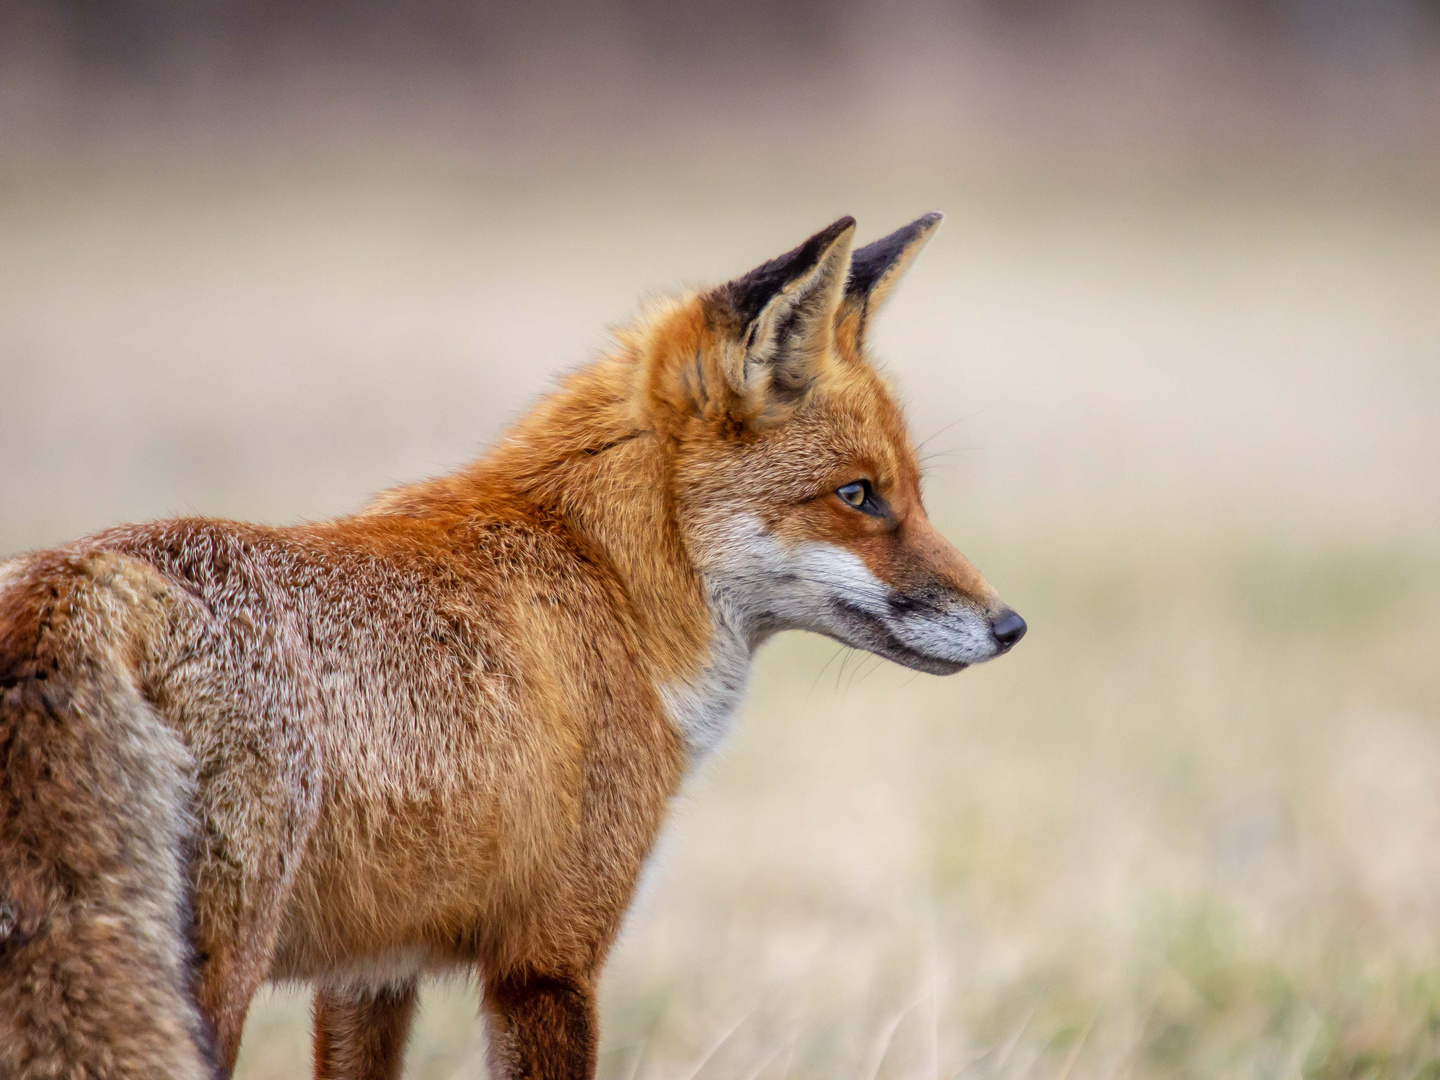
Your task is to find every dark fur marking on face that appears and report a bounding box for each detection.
[830,596,968,676]
[578,432,646,459]
[831,597,914,657]
[888,594,917,615]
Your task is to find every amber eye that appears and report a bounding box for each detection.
[835,483,887,518]
[836,480,885,517]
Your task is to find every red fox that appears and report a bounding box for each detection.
[0,214,1024,1080]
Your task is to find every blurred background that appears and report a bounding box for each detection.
[3,2,1439,1077]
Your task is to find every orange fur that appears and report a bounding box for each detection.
[0,215,1022,1079]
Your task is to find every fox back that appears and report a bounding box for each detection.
[0,214,1023,1080]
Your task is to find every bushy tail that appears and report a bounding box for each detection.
[0,561,212,1079]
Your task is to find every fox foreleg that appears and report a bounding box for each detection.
[312,980,419,1080]
[483,971,598,1080]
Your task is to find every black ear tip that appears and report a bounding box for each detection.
[844,212,945,298]
[818,215,858,244]
[717,216,859,327]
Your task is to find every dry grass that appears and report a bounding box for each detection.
[2,154,1437,1079]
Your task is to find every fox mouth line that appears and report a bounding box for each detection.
[831,598,970,676]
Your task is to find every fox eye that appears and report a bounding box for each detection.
[835,480,884,516]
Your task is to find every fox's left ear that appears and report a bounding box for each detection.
[709,216,855,409]
[840,212,943,347]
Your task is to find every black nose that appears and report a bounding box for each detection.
[990,609,1027,649]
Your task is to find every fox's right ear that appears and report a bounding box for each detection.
[707,217,855,412]
[839,212,943,350]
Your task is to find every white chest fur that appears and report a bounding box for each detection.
[657,597,753,762]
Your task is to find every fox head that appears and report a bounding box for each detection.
[641,215,1025,675]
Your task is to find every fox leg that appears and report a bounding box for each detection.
[483,971,599,1080]
[185,755,319,1071]
[191,891,288,1072]
[165,635,322,1066]
[313,980,419,1080]
[186,741,325,1073]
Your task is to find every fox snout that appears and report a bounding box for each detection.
[867,516,1026,673]
[861,575,1025,676]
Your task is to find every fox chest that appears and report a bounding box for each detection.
[656,627,752,762]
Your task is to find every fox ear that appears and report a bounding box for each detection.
[841,212,943,346]
[711,216,855,405]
